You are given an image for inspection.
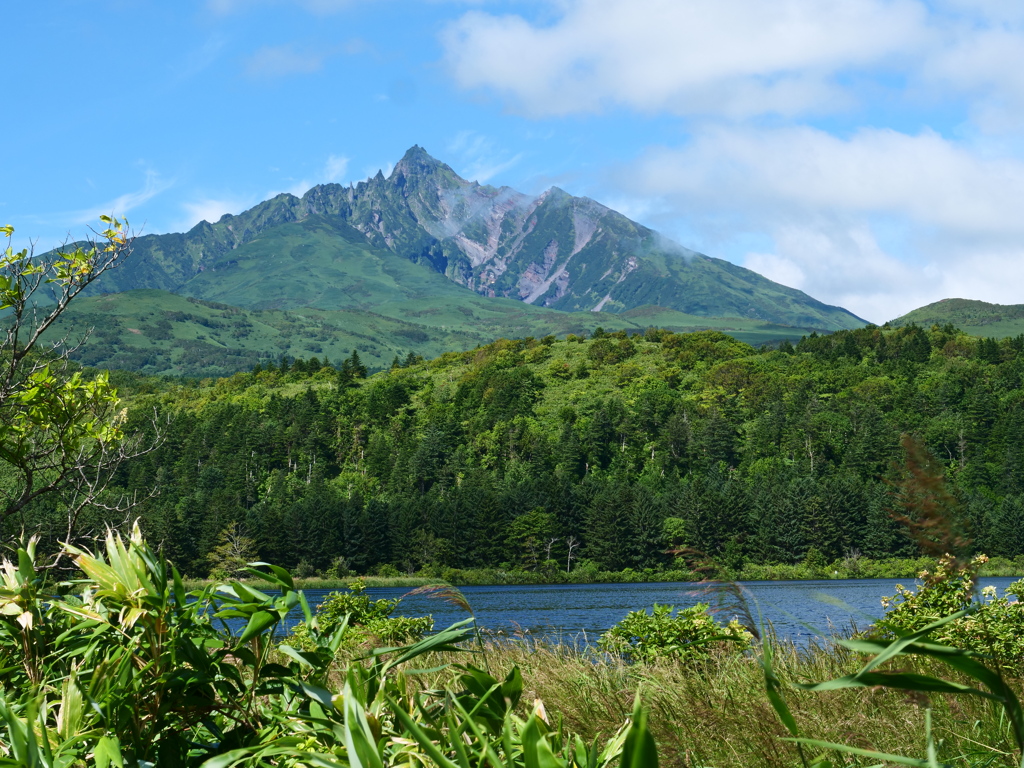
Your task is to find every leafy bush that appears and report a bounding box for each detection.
[598,602,752,663]
[288,581,433,650]
[0,526,658,766]
[875,553,1024,668]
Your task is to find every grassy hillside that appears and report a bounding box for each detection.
[49,287,834,377]
[175,215,488,312]
[51,290,490,376]
[891,298,1024,337]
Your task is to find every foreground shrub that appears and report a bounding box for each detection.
[875,553,1024,668]
[0,525,657,766]
[287,581,433,649]
[598,602,752,663]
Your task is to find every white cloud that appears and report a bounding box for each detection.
[922,23,1024,132]
[267,153,354,199]
[616,125,1024,322]
[71,170,173,227]
[441,0,930,117]
[245,44,327,78]
[180,197,252,229]
[440,0,1024,133]
[446,131,523,182]
[743,224,937,322]
[629,125,1024,237]
[324,154,349,183]
[174,36,227,81]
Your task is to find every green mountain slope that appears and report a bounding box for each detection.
[175,214,503,312]
[890,298,1024,338]
[52,288,831,378]
[83,146,864,332]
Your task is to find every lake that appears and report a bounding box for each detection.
[288,576,1022,644]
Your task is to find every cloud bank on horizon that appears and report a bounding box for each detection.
[5,0,1024,323]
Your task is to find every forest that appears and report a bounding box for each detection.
[10,321,1022,581]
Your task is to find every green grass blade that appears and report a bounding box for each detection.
[785,739,941,767]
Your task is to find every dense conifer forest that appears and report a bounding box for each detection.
[14,323,1024,579]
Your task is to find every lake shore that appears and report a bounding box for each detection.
[182,554,1024,592]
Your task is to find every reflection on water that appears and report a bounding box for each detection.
[282,577,1019,645]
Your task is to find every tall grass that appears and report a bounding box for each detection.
[410,633,1024,768]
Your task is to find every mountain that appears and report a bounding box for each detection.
[90,146,864,331]
[890,298,1024,338]
[53,288,825,378]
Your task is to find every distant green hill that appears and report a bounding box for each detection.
[51,289,829,378]
[77,146,864,333]
[890,298,1024,338]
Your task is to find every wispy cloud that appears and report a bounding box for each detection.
[324,154,349,182]
[180,196,253,229]
[267,153,353,199]
[447,131,523,182]
[174,35,227,81]
[245,44,328,78]
[70,170,173,226]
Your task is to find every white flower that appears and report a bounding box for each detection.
[982,585,998,599]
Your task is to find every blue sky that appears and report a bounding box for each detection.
[5,0,1024,322]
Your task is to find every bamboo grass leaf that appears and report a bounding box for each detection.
[761,634,800,738]
[93,735,125,768]
[854,609,973,676]
[245,562,294,591]
[235,610,277,644]
[299,682,335,709]
[277,644,321,668]
[619,699,658,768]
[386,693,461,768]
[795,672,999,698]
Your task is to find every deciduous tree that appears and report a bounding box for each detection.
[0,218,149,553]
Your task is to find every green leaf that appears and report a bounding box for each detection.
[198,747,257,768]
[761,636,799,737]
[236,610,277,644]
[277,643,321,668]
[339,677,386,768]
[784,738,939,767]
[17,547,34,582]
[386,692,460,768]
[299,682,335,709]
[93,735,125,768]
[244,562,294,591]
[620,699,658,768]
[795,671,995,699]
[850,609,974,676]
[172,565,187,607]
[501,666,524,709]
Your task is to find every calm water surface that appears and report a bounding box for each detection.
[288,577,1021,644]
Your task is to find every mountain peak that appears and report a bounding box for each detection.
[392,145,461,181]
[399,144,434,163]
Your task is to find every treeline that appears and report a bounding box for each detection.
[15,323,1024,578]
